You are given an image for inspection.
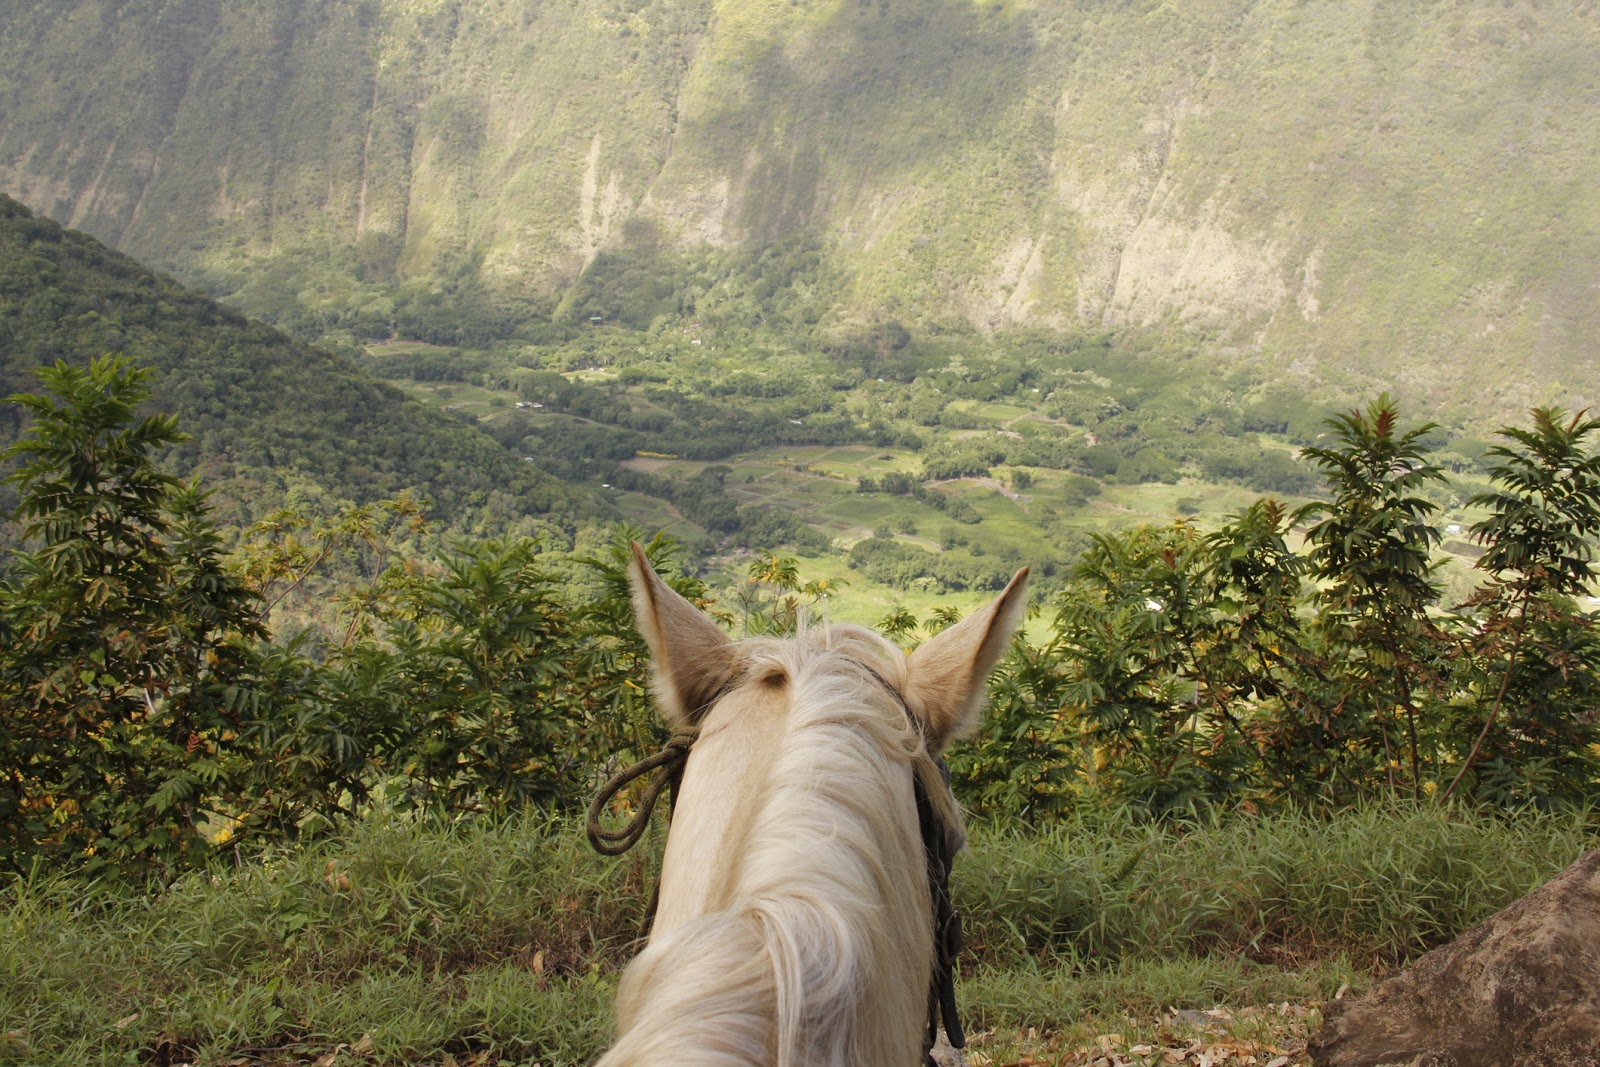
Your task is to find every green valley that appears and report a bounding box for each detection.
[357,315,1507,618]
[0,191,1507,626]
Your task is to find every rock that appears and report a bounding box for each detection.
[927,1031,967,1067]
[1308,848,1600,1067]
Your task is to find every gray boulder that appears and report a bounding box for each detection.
[1309,848,1600,1067]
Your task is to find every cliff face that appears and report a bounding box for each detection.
[4,0,1598,403]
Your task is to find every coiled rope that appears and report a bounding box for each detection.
[586,732,697,857]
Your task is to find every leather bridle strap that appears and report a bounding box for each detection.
[914,756,966,1066]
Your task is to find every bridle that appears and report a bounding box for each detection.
[586,658,968,1067]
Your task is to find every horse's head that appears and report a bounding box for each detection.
[601,543,1028,1067]
[627,541,1029,760]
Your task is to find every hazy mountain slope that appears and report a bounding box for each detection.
[0,194,586,528]
[0,0,705,312]
[2,0,1597,408]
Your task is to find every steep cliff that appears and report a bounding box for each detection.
[3,0,1597,404]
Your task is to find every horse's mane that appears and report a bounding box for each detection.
[598,622,954,1067]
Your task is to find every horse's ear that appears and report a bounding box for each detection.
[629,542,740,729]
[904,567,1029,753]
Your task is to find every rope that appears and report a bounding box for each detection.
[586,733,696,856]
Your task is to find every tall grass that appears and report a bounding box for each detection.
[957,802,1597,968]
[1,805,1593,1066]
[0,815,648,1067]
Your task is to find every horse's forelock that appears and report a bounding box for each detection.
[744,623,910,721]
[741,620,964,860]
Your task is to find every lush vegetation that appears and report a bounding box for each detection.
[0,195,587,534]
[4,3,1598,413]
[0,356,670,876]
[956,399,1600,817]
[0,356,1597,1067]
[2,358,1597,884]
[357,311,1538,659]
[0,192,1371,625]
[3,806,1594,1066]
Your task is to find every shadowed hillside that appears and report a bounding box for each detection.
[0,194,588,529]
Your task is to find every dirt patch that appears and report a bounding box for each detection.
[961,1003,1321,1067]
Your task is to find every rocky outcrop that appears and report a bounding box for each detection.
[1309,849,1600,1067]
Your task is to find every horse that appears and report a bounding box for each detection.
[595,543,1028,1067]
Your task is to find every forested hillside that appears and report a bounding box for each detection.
[0,194,587,531]
[2,0,1597,410]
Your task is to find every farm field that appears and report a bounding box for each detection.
[369,339,1499,623]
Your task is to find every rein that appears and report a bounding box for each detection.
[586,664,968,1067]
[586,733,696,857]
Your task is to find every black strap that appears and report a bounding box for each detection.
[917,758,965,1065]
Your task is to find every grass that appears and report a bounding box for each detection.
[1,804,1593,1066]
[1,815,643,1067]
[394,380,520,420]
[956,804,1596,968]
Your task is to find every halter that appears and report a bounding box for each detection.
[586,659,967,1067]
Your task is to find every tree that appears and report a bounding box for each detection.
[1051,521,1232,814]
[375,537,583,816]
[876,605,918,642]
[1197,498,1329,796]
[738,551,805,634]
[1443,408,1600,804]
[0,355,263,874]
[1295,396,1448,798]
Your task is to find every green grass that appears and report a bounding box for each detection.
[0,814,643,1066]
[395,380,521,419]
[364,342,459,359]
[2,805,1593,1066]
[957,804,1597,967]
[607,489,704,542]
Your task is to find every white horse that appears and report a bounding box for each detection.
[596,545,1028,1067]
